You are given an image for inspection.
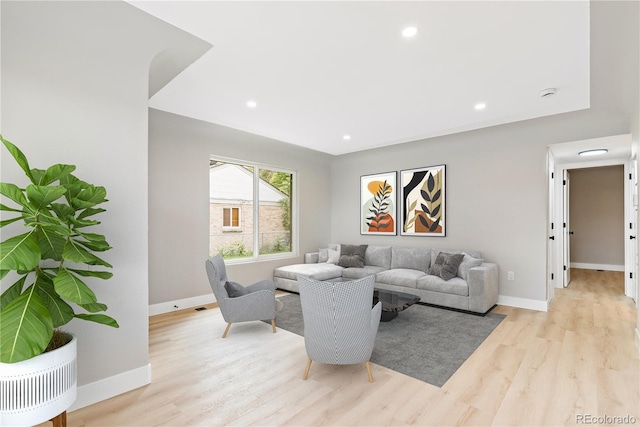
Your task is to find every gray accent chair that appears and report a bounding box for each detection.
[298,275,382,382]
[205,255,278,338]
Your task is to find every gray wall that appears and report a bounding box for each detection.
[148,109,333,305]
[569,166,625,267]
[0,0,208,399]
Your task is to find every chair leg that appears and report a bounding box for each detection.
[271,319,277,333]
[303,359,312,380]
[222,323,232,338]
[365,361,374,383]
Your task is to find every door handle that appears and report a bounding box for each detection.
[549,236,555,240]
[631,235,636,240]
[569,231,574,235]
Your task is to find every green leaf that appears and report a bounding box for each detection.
[1,136,35,183]
[70,185,108,210]
[0,230,40,271]
[79,302,108,313]
[37,227,67,261]
[63,240,112,267]
[67,268,113,280]
[0,203,24,213]
[53,268,97,305]
[68,216,100,228]
[0,270,8,280]
[26,184,67,209]
[0,275,28,310]
[0,182,29,208]
[35,273,75,328]
[75,313,119,328]
[30,168,46,185]
[0,285,53,363]
[77,207,106,220]
[0,216,23,228]
[50,203,75,222]
[40,164,76,186]
[75,232,111,252]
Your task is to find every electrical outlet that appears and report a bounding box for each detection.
[507,271,515,281]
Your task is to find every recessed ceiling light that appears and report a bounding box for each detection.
[578,149,608,156]
[474,103,486,110]
[246,100,257,109]
[402,27,418,38]
[343,135,351,141]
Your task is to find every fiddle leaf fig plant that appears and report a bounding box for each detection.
[0,135,118,363]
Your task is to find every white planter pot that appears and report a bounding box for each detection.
[0,335,77,427]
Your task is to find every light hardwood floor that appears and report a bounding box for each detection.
[51,269,639,426]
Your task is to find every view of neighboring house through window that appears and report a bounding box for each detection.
[209,158,295,261]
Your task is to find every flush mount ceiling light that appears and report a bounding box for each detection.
[402,27,418,38]
[578,149,608,156]
[343,135,351,141]
[474,103,486,110]
[246,100,257,109]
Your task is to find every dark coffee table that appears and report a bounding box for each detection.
[373,288,421,322]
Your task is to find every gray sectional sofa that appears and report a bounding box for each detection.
[273,244,499,314]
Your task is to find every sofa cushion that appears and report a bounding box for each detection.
[417,275,469,296]
[457,253,484,280]
[318,248,329,263]
[375,268,426,288]
[274,263,344,281]
[390,247,431,273]
[343,265,387,280]
[429,252,464,281]
[431,249,482,279]
[327,248,340,264]
[338,244,368,268]
[365,246,392,269]
[224,281,248,298]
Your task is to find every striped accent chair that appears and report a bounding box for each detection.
[298,275,382,382]
[205,255,278,338]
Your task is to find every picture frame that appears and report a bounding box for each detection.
[360,171,397,235]
[400,165,446,236]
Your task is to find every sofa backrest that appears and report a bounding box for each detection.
[390,247,431,273]
[364,246,392,269]
[430,249,482,267]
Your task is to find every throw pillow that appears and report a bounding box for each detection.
[224,281,249,298]
[338,244,368,268]
[428,252,465,281]
[327,248,340,264]
[457,253,484,280]
[318,248,329,263]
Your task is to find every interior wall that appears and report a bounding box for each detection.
[569,166,625,268]
[0,0,208,403]
[148,109,333,305]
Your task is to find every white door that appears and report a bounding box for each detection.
[563,169,571,287]
[625,158,638,302]
[547,151,557,300]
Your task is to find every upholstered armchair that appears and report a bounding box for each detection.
[298,275,381,382]
[205,255,278,338]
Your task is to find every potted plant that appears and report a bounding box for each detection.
[0,135,118,426]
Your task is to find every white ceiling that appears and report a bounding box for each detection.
[130,1,592,156]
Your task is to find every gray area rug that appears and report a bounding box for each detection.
[271,293,505,387]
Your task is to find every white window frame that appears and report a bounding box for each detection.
[210,155,298,263]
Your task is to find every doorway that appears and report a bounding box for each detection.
[547,134,636,305]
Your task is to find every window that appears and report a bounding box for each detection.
[209,157,296,261]
[222,207,240,229]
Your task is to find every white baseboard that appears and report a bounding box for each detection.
[498,295,548,312]
[149,294,216,316]
[570,262,625,272]
[69,363,152,412]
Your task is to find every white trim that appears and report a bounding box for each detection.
[498,295,548,312]
[69,363,152,412]
[570,262,625,272]
[149,294,216,316]
[636,328,640,355]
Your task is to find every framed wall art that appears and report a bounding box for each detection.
[360,171,397,235]
[400,165,446,236]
